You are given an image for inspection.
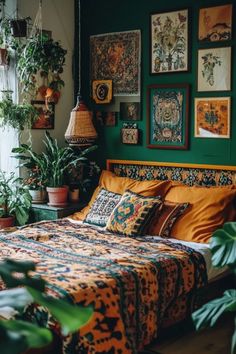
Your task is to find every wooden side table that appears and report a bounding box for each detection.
[29,202,86,223]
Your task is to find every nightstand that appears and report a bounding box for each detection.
[29,202,86,223]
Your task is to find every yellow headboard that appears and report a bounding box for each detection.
[106,159,236,186]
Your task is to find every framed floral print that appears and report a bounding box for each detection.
[31,100,55,129]
[197,47,231,92]
[92,80,113,104]
[90,30,141,96]
[198,4,232,42]
[194,97,230,138]
[150,9,189,74]
[120,102,140,120]
[147,84,189,149]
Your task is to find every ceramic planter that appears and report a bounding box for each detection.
[29,189,47,204]
[46,186,68,207]
[0,215,15,229]
[69,188,80,203]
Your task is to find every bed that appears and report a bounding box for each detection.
[0,159,235,354]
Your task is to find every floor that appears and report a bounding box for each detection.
[141,313,233,354]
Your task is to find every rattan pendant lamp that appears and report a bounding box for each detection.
[65,0,97,148]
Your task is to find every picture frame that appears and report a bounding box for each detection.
[31,100,55,129]
[150,8,189,74]
[197,47,231,92]
[147,83,189,149]
[92,80,113,104]
[120,102,140,120]
[198,4,232,42]
[90,30,141,96]
[121,127,139,144]
[194,97,230,139]
[95,111,117,126]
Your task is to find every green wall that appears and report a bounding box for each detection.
[76,0,236,168]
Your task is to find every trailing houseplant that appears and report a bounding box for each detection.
[0,171,32,227]
[0,91,38,130]
[17,30,67,98]
[0,258,93,354]
[192,222,236,354]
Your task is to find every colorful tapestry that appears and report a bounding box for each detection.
[0,220,207,354]
[90,30,141,96]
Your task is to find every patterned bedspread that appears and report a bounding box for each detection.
[0,219,207,354]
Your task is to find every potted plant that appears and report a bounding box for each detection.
[0,171,32,228]
[17,31,67,98]
[192,222,236,354]
[0,91,38,130]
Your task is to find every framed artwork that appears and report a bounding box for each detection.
[31,100,55,129]
[150,9,189,74]
[194,97,230,138]
[197,47,231,92]
[90,30,141,96]
[121,127,139,144]
[120,102,140,120]
[147,84,189,149]
[95,111,117,126]
[92,80,113,104]
[198,4,232,42]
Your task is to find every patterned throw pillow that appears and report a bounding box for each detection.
[148,201,189,238]
[84,188,122,226]
[106,190,162,236]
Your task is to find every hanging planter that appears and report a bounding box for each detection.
[10,19,27,37]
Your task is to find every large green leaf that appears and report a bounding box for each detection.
[28,287,93,336]
[192,289,236,330]
[0,319,52,354]
[210,222,236,268]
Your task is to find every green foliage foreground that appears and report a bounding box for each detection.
[0,259,93,354]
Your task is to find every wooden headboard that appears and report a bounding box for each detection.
[106,159,236,186]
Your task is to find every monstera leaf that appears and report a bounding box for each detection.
[210,222,236,269]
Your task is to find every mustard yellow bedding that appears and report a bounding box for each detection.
[0,220,207,353]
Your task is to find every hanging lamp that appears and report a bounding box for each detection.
[65,0,97,148]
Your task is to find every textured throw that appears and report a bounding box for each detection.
[0,220,207,354]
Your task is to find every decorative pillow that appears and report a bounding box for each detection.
[164,184,236,243]
[148,201,189,238]
[106,190,162,237]
[70,170,171,221]
[83,188,121,227]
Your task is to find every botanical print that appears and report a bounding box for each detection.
[195,98,230,138]
[198,47,231,92]
[121,127,139,144]
[90,30,141,96]
[31,101,55,129]
[198,4,232,42]
[151,9,188,73]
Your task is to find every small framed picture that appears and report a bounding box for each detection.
[197,47,231,92]
[31,100,55,129]
[198,4,232,42]
[92,80,113,104]
[147,83,189,150]
[121,127,139,144]
[194,97,230,138]
[150,9,189,74]
[95,111,117,126]
[120,102,140,120]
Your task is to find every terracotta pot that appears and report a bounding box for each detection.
[29,189,47,204]
[69,188,79,203]
[0,48,9,66]
[0,216,15,229]
[46,186,68,207]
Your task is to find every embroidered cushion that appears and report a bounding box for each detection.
[106,190,162,236]
[84,188,122,227]
[148,201,189,238]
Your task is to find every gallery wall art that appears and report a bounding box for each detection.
[198,4,232,42]
[150,9,189,74]
[147,84,189,149]
[194,97,230,138]
[90,30,141,96]
[197,47,231,92]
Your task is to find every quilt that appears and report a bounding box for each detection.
[0,220,207,354]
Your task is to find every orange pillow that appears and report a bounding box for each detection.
[164,184,236,243]
[70,170,171,221]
